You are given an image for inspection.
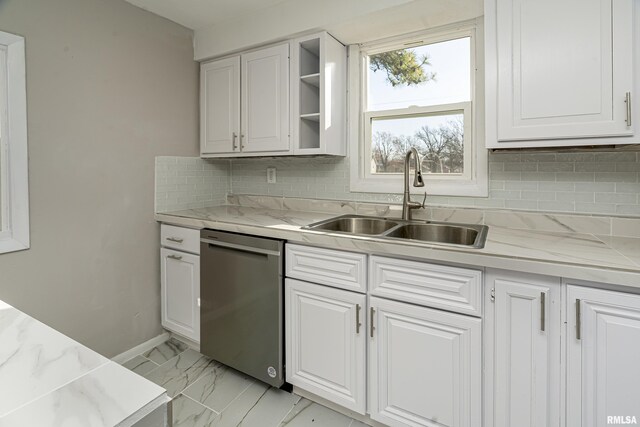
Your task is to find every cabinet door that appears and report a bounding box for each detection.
[369,296,481,427]
[491,0,633,144]
[567,285,640,427]
[487,270,561,427]
[241,44,290,153]
[285,278,366,414]
[160,248,200,343]
[200,56,240,155]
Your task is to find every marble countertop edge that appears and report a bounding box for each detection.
[155,207,640,288]
[0,363,109,419]
[0,301,168,426]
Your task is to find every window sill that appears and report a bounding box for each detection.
[0,236,30,255]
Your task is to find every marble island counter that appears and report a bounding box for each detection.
[156,201,640,288]
[0,299,169,427]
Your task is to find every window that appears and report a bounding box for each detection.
[349,21,487,197]
[0,31,29,254]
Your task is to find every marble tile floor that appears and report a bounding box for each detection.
[121,337,368,427]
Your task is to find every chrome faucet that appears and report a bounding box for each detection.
[402,147,426,221]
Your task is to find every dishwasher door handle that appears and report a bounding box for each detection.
[201,238,282,257]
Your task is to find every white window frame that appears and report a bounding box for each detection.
[349,19,488,197]
[0,31,29,254]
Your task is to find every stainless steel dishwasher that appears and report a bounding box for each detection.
[200,229,285,387]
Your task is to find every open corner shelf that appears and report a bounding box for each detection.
[300,73,320,88]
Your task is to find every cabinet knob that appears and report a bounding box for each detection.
[166,237,184,243]
[167,254,183,260]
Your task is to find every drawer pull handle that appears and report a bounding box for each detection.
[356,304,361,334]
[167,254,183,260]
[540,292,546,332]
[576,299,581,340]
[166,237,184,243]
[626,92,632,127]
[370,307,375,338]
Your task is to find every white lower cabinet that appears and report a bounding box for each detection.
[160,224,201,343]
[284,247,483,427]
[485,270,561,427]
[285,278,366,413]
[566,285,640,427]
[369,297,482,427]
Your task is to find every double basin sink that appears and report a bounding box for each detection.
[303,215,489,249]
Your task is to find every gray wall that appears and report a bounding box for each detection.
[230,151,640,217]
[0,0,199,357]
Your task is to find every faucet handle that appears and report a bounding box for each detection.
[420,192,427,209]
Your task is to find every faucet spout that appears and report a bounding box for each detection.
[402,148,426,221]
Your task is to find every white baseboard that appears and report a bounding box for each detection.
[112,332,171,364]
[168,332,200,353]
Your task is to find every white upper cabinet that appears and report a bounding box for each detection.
[566,285,640,427]
[486,0,636,147]
[200,43,290,157]
[291,32,347,156]
[200,32,346,158]
[241,43,290,153]
[200,56,240,155]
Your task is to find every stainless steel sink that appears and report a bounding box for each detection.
[304,215,400,235]
[384,223,487,248]
[304,215,488,249]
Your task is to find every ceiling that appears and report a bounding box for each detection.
[124,0,290,30]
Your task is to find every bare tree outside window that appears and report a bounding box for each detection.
[370,114,464,175]
[413,116,464,174]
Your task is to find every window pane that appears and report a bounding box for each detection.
[370,113,464,175]
[367,37,470,111]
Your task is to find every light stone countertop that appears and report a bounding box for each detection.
[156,205,640,288]
[0,299,168,426]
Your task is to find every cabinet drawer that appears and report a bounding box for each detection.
[285,244,367,293]
[160,224,200,254]
[370,256,482,316]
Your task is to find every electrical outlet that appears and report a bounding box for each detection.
[267,167,277,184]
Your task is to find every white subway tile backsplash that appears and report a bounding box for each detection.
[155,150,640,218]
[537,200,576,212]
[521,191,556,201]
[505,200,539,210]
[595,172,638,182]
[227,151,639,217]
[574,203,617,214]
[155,156,229,213]
[595,193,638,204]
